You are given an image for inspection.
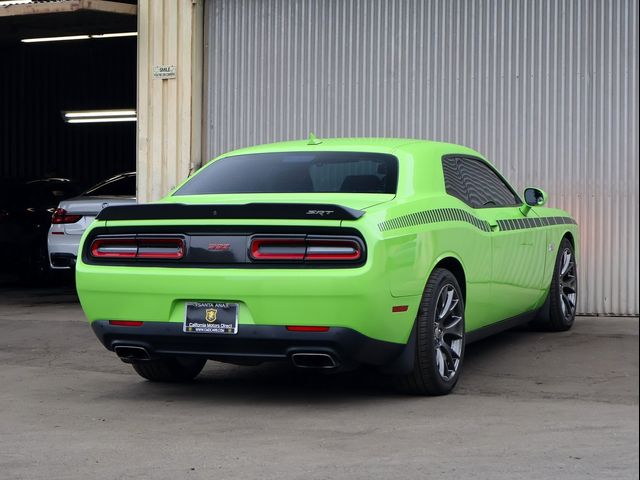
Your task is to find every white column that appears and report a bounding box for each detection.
[137,0,204,203]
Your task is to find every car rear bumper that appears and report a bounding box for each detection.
[76,261,420,344]
[48,232,81,269]
[50,253,77,268]
[90,320,407,368]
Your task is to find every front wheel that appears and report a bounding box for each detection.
[131,356,206,382]
[543,238,578,331]
[398,268,465,396]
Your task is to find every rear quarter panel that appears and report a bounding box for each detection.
[362,197,494,332]
[359,142,496,331]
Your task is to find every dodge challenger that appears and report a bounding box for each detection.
[76,138,579,395]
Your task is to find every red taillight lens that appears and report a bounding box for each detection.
[52,208,82,224]
[90,237,185,260]
[109,320,144,327]
[286,326,330,332]
[250,237,306,260]
[249,236,362,262]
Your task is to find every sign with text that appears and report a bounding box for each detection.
[153,65,176,79]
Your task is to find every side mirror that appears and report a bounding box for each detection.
[520,187,547,215]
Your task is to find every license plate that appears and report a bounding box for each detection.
[183,302,238,334]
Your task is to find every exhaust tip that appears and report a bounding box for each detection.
[291,353,338,369]
[114,345,150,362]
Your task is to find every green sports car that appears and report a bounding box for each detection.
[76,138,578,395]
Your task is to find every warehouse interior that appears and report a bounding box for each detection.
[0,0,137,282]
[0,0,137,188]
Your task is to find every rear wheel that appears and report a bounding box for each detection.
[131,357,206,382]
[399,268,465,395]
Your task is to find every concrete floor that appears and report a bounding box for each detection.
[0,284,638,480]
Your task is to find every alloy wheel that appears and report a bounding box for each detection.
[559,248,577,321]
[433,284,464,381]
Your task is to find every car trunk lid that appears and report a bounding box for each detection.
[57,195,136,234]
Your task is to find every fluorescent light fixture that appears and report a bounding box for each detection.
[22,35,90,43]
[90,32,138,39]
[64,109,136,119]
[62,109,137,124]
[67,117,137,124]
[0,0,32,5]
[22,32,137,43]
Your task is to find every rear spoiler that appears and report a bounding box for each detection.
[96,203,365,222]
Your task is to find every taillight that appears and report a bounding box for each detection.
[52,208,82,224]
[137,238,185,259]
[305,238,361,261]
[91,238,137,258]
[90,236,185,260]
[249,236,362,262]
[250,237,306,260]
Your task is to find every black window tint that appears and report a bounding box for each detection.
[174,152,398,195]
[0,183,22,208]
[85,175,136,196]
[442,157,469,204]
[457,158,520,208]
[26,182,81,208]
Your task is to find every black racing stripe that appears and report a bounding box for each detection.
[378,208,492,233]
[494,216,577,232]
[379,212,576,233]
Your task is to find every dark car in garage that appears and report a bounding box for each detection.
[0,177,81,281]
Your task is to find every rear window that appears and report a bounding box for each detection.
[84,175,136,197]
[26,181,81,208]
[174,152,398,195]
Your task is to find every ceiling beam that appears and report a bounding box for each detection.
[0,0,136,18]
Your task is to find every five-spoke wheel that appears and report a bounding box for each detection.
[539,237,578,331]
[558,247,577,322]
[399,268,465,395]
[433,284,464,381]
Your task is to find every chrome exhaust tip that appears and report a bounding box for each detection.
[114,345,150,362]
[291,353,338,369]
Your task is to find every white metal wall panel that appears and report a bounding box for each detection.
[204,0,639,315]
[137,0,204,203]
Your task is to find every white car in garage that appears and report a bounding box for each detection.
[48,172,136,269]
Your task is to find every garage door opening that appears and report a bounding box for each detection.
[0,0,137,286]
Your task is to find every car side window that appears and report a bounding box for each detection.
[456,158,520,208]
[441,157,470,204]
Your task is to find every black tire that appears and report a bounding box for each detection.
[131,357,206,382]
[540,237,578,331]
[22,239,53,285]
[398,268,466,396]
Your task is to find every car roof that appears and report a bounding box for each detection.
[26,178,75,185]
[219,137,483,159]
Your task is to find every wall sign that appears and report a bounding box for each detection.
[153,65,176,79]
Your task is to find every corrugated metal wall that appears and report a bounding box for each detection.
[204,0,639,315]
